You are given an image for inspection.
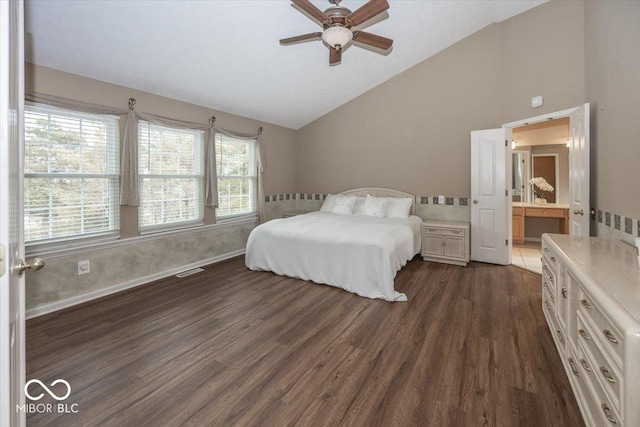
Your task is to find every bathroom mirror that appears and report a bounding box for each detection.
[512,151,529,202]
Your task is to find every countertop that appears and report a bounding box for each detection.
[513,202,570,209]
[544,234,640,325]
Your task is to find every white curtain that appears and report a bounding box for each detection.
[120,110,139,205]
[25,93,126,116]
[256,129,266,224]
[204,128,218,208]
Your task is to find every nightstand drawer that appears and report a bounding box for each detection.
[423,227,465,236]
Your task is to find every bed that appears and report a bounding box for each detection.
[245,188,422,301]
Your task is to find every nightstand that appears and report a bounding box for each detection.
[421,220,470,266]
[283,210,311,218]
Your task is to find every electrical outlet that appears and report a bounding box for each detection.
[78,259,90,276]
[438,195,445,205]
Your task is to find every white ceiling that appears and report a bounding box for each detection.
[25,0,547,130]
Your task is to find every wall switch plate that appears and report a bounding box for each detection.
[438,195,445,205]
[78,259,90,275]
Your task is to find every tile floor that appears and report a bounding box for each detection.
[512,241,542,274]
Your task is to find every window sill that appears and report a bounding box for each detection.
[27,216,258,260]
[216,213,258,223]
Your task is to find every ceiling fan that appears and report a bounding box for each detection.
[280,0,393,65]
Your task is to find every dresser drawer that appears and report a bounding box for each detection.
[576,341,622,426]
[525,207,566,218]
[577,313,622,414]
[578,287,624,367]
[543,278,556,305]
[542,244,559,272]
[513,207,524,216]
[542,261,556,295]
[543,297,566,352]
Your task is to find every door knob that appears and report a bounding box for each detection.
[14,258,45,276]
[573,209,584,216]
[473,200,478,204]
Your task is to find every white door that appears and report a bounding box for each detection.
[1,1,26,425]
[569,103,590,236]
[471,129,508,265]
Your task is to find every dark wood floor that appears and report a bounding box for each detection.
[26,256,584,427]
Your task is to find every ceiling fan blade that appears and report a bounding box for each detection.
[292,0,329,24]
[352,31,393,50]
[330,47,342,65]
[347,0,389,26]
[280,32,323,45]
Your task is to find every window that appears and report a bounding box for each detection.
[215,134,257,218]
[24,103,120,246]
[138,121,204,232]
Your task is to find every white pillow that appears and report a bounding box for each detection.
[332,195,357,215]
[352,196,367,215]
[363,195,389,217]
[385,197,413,218]
[320,194,337,212]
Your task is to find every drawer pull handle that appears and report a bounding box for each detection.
[601,403,617,424]
[561,287,567,298]
[600,366,616,383]
[603,330,618,344]
[547,275,554,283]
[550,256,556,262]
[580,359,591,372]
[568,358,579,377]
[556,329,565,344]
[581,299,592,310]
[578,329,590,340]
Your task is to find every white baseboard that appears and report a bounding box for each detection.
[26,249,246,319]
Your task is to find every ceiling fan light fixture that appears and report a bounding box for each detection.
[322,26,352,49]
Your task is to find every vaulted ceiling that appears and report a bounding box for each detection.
[25,0,547,129]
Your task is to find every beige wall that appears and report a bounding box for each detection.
[585,0,640,220]
[297,0,585,197]
[25,64,299,236]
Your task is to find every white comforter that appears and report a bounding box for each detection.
[245,211,423,301]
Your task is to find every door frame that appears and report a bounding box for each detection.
[0,0,26,425]
[502,104,589,260]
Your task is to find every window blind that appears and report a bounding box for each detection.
[215,133,257,218]
[138,121,204,232]
[24,103,120,246]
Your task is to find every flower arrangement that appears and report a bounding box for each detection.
[529,177,554,201]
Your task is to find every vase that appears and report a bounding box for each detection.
[534,198,547,205]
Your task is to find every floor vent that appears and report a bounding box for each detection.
[175,268,205,278]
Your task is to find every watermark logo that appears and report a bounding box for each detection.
[17,378,78,414]
[24,379,71,401]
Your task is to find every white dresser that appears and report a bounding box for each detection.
[542,234,640,426]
